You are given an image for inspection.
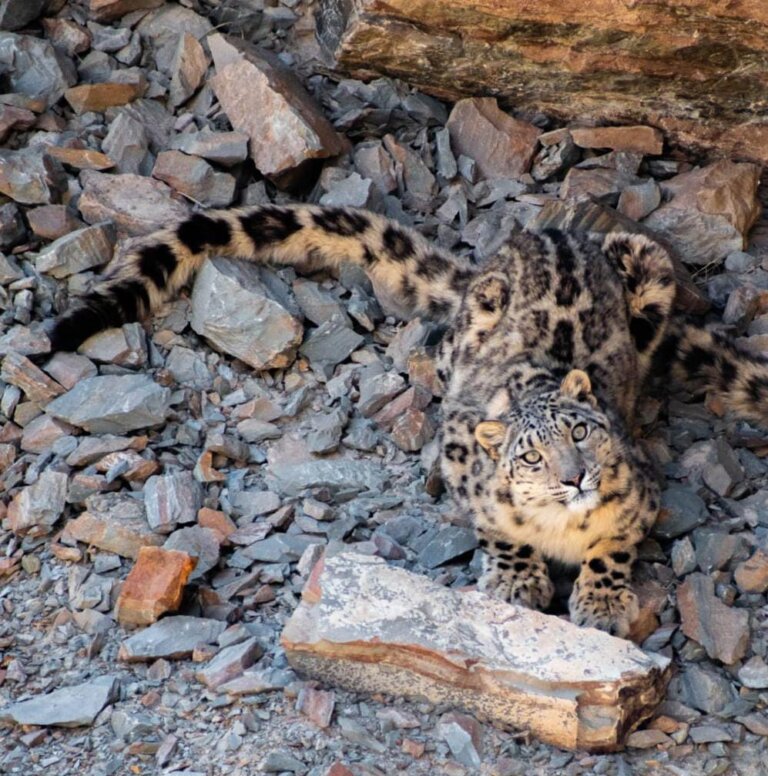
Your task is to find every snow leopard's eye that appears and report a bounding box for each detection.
[572,422,589,442]
[520,450,542,465]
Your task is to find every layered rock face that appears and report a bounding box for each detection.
[316,0,768,163]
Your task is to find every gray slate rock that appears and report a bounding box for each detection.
[145,471,202,533]
[119,616,227,662]
[46,374,171,433]
[163,526,221,580]
[195,637,264,690]
[0,0,47,30]
[653,484,708,539]
[36,222,116,278]
[268,458,388,496]
[191,257,302,370]
[299,317,365,370]
[418,525,478,568]
[0,675,119,727]
[0,33,76,105]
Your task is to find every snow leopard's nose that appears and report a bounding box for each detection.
[561,470,586,489]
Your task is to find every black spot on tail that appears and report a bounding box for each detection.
[177,213,232,254]
[139,244,178,289]
[50,295,124,352]
[239,206,301,251]
[683,344,716,377]
[416,252,452,280]
[312,208,370,237]
[382,225,414,262]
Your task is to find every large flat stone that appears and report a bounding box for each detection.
[0,676,119,727]
[118,616,227,662]
[281,552,670,752]
[46,374,171,433]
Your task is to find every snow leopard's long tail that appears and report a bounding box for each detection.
[660,318,768,429]
[49,205,476,353]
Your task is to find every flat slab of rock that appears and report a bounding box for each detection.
[78,170,189,236]
[64,510,163,560]
[281,553,671,752]
[0,676,119,727]
[46,374,171,433]
[118,615,226,662]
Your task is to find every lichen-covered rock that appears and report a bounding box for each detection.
[282,553,671,752]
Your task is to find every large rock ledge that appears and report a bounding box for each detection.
[281,552,671,752]
[316,0,768,164]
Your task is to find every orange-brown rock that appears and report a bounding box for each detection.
[27,205,84,240]
[570,126,663,155]
[282,552,671,752]
[115,546,197,626]
[316,0,768,164]
[64,510,164,559]
[47,147,115,171]
[198,507,237,545]
[84,0,163,22]
[734,549,768,594]
[446,97,540,179]
[64,82,143,115]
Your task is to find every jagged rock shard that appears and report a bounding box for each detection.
[281,552,671,752]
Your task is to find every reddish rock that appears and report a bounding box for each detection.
[42,18,92,56]
[446,97,540,179]
[390,408,435,452]
[27,205,84,240]
[734,549,768,594]
[64,82,144,114]
[282,552,671,752]
[84,0,163,21]
[20,415,76,454]
[169,32,209,108]
[198,508,237,545]
[115,547,197,626]
[78,171,189,236]
[0,105,36,143]
[296,686,335,728]
[372,386,431,431]
[644,160,761,265]
[208,33,349,180]
[677,573,749,665]
[402,738,425,758]
[1,352,65,404]
[64,511,164,559]
[46,147,115,171]
[570,126,663,154]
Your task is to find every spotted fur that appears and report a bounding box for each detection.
[49,205,768,637]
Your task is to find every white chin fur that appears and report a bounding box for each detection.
[566,490,600,513]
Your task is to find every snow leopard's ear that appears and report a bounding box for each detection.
[560,369,596,406]
[475,421,507,460]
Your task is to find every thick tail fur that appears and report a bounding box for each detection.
[661,318,768,429]
[50,205,475,353]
